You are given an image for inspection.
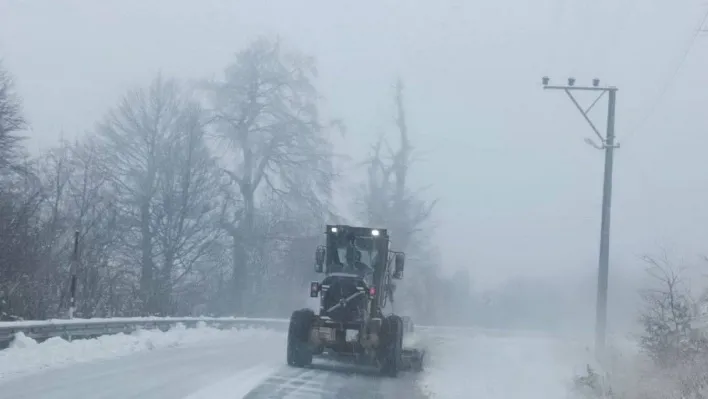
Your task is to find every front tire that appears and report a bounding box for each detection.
[287,309,314,367]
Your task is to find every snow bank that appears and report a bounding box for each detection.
[0,323,280,381]
[0,316,287,329]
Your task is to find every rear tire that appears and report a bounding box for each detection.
[379,315,403,377]
[287,309,314,367]
[412,350,425,372]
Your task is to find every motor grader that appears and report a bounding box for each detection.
[286,224,424,377]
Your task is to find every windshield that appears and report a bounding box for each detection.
[334,236,378,281]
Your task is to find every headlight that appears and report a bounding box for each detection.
[371,229,380,236]
[331,227,338,233]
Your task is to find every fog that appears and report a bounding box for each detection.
[2,0,708,334]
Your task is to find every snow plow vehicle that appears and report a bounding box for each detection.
[286,224,425,377]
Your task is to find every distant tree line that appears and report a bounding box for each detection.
[0,36,467,323]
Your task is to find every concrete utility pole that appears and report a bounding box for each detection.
[541,77,619,358]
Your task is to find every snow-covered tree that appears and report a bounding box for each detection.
[638,254,708,368]
[97,75,223,315]
[355,80,439,322]
[151,100,225,315]
[0,61,27,175]
[0,63,44,320]
[204,36,337,314]
[33,139,128,317]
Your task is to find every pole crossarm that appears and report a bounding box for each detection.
[543,85,615,92]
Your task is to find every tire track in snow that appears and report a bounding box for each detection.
[242,367,326,398]
[242,362,429,399]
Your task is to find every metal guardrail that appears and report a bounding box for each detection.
[0,315,584,350]
[0,317,290,349]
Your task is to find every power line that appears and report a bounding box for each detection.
[544,0,568,68]
[599,0,639,74]
[545,1,636,79]
[623,6,708,144]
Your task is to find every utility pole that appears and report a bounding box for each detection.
[541,77,619,359]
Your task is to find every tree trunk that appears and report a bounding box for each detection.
[159,250,174,315]
[231,234,247,315]
[139,200,154,315]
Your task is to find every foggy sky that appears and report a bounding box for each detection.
[2,0,708,290]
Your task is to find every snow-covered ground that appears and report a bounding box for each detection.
[0,322,281,382]
[418,331,598,399]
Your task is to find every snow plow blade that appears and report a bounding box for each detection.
[400,347,425,372]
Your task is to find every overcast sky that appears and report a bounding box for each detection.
[2,0,708,289]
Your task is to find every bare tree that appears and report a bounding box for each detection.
[97,75,174,313]
[356,80,438,321]
[0,63,47,320]
[359,80,436,248]
[152,101,224,314]
[62,139,130,317]
[205,36,336,313]
[0,184,44,320]
[0,62,28,176]
[97,75,222,315]
[31,142,74,317]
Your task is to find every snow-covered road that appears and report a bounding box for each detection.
[0,325,594,398]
